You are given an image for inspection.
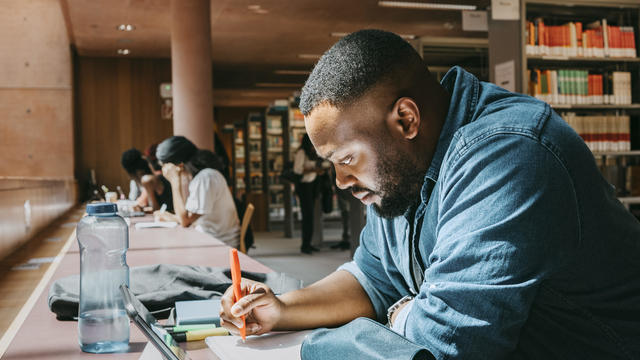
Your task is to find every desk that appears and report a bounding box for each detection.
[1,216,271,360]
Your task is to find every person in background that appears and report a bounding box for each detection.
[293,134,327,254]
[154,136,240,248]
[120,148,173,212]
[330,164,351,250]
[144,143,163,176]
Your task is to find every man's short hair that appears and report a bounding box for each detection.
[121,148,150,175]
[299,29,424,116]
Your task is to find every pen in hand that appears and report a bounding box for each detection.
[229,248,246,342]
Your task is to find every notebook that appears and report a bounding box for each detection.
[175,299,221,326]
[205,331,311,360]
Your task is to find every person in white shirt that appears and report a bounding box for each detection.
[154,136,240,248]
[293,134,327,254]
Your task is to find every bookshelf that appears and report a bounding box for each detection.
[490,0,640,206]
[231,122,246,199]
[265,106,287,230]
[230,113,269,231]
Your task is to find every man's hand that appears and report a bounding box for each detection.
[161,163,182,185]
[220,278,284,336]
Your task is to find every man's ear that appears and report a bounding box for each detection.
[386,97,420,140]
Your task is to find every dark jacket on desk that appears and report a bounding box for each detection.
[48,264,302,320]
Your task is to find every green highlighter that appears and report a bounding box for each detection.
[163,324,218,332]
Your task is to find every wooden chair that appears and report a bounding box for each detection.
[239,203,255,254]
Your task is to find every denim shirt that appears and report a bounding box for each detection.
[338,67,640,359]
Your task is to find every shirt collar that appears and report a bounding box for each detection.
[420,66,480,204]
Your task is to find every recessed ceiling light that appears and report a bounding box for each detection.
[256,83,304,88]
[117,49,130,55]
[378,1,476,11]
[247,5,261,11]
[117,24,135,31]
[297,54,321,60]
[274,70,311,75]
[330,31,416,40]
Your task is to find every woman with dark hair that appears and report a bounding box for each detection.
[120,148,173,212]
[293,133,328,254]
[154,136,240,247]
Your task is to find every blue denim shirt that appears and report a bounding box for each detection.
[338,67,640,359]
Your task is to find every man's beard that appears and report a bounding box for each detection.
[374,151,426,218]
[351,149,426,219]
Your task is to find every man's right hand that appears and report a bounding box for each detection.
[219,278,284,336]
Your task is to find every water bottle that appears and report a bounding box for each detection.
[77,203,130,353]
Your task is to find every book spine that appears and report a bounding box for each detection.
[602,19,609,57]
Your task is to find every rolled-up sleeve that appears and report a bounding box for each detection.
[338,214,403,322]
[404,134,579,359]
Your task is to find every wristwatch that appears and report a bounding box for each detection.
[387,295,414,326]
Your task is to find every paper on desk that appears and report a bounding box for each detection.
[205,331,311,360]
[135,221,178,229]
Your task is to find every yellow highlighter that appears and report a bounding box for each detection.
[169,327,230,342]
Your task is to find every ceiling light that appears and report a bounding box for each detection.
[378,1,476,11]
[330,31,416,40]
[247,5,261,11]
[117,24,135,31]
[274,70,311,75]
[297,54,321,60]
[117,49,130,55]
[256,83,304,88]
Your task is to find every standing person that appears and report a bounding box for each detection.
[154,136,240,248]
[330,164,351,250]
[293,134,324,254]
[219,30,640,359]
[120,148,173,212]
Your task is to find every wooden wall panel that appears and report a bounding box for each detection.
[0,89,73,178]
[0,1,76,261]
[0,178,77,260]
[74,57,173,198]
[0,0,71,89]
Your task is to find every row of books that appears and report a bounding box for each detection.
[562,113,631,152]
[528,69,632,105]
[525,18,637,58]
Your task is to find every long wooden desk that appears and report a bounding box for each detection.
[1,215,271,360]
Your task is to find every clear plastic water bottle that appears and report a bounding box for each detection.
[77,203,130,353]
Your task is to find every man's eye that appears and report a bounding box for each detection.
[341,157,352,166]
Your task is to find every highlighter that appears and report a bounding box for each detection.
[162,324,217,332]
[229,248,246,341]
[169,327,230,342]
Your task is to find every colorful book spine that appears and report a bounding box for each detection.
[525,19,637,58]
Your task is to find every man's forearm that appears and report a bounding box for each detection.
[275,270,376,330]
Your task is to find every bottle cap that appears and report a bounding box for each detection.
[86,202,118,215]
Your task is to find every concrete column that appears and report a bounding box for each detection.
[170,0,214,151]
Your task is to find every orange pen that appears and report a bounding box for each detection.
[229,248,246,341]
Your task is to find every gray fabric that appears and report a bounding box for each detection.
[48,264,302,321]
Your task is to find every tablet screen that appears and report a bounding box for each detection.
[120,285,189,360]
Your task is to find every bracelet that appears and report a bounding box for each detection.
[387,295,414,326]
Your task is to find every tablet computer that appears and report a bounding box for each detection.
[120,284,190,360]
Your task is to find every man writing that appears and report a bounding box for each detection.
[219,30,640,359]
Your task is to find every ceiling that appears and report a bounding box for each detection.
[62,0,490,106]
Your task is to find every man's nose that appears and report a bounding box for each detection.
[335,166,356,190]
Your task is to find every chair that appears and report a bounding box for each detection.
[239,203,254,254]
